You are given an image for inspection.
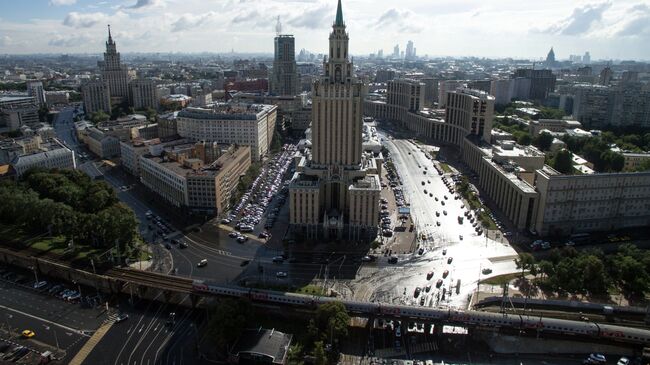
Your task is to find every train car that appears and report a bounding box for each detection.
[190,281,650,346]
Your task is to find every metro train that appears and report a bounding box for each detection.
[192,280,650,346]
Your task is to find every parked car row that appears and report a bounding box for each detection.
[0,266,100,306]
[228,144,297,229]
[146,210,174,237]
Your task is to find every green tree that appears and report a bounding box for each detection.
[91,111,109,125]
[287,344,304,365]
[599,150,624,172]
[515,253,536,278]
[206,298,253,350]
[517,133,532,145]
[315,301,350,344]
[533,132,554,151]
[312,341,327,365]
[553,149,573,174]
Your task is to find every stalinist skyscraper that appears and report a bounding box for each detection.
[98,25,129,101]
[289,0,381,241]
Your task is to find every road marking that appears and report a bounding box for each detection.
[0,303,90,336]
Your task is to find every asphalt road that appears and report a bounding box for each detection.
[82,299,205,365]
[0,276,104,362]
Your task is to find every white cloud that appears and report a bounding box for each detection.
[375,8,423,33]
[63,12,108,28]
[0,35,12,47]
[49,0,77,6]
[542,2,612,36]
[48,34,91,47]
[171,12,216,32]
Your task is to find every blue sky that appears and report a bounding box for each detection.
[0,0,649,60]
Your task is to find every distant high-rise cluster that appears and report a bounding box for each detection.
[405,40,416,61]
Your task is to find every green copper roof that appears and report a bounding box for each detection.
[335,0,344,26]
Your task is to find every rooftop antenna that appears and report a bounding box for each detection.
[275,16,282,36]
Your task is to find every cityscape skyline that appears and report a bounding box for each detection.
[0,0,649,60]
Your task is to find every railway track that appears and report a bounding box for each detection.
[108,268,193,292]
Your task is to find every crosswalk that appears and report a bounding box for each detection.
[68,321,114,365]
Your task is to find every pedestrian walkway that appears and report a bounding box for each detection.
[67,320,114,365]
[409,341,438,354]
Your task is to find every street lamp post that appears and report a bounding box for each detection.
[43,325,60,352]
[29,265,38,284]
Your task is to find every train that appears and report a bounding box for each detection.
[192,280,650,347]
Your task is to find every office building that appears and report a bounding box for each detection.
[81,80,111,114]
[138,141,250,214]
[567,83,650,128]
[490,79,515,106]
[44,91,69,106]
[405,40,415,61]
[375,69,396,83]
[99,25,129,100]
[270,35,299,96]
[387,79,424,112]
[176,103,277,161]
[289,0,381,241]
[26,81,46,107]
[129,79,158,110]
[545,47,556,67]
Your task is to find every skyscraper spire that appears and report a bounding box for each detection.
[107,24,113,44]
[335,0,344,27]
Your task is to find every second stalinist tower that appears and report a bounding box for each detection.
[289,0,381,241]
[98,25,129,101]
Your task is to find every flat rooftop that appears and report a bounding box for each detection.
[178,103,276,120]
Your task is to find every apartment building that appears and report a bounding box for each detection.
[0,96,40,133]
[81,80,111,114]
[528,119,582,136]
[129,79,158,110]
[176,103,277,161]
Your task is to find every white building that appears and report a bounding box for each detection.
[176,103,277,161]
[11,139,76,177]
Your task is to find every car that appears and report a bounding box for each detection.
[435,211,440,217]
[583,354,606,365]
[228,231,238,238]
[564,240,575,246]
[361,255,374,262]
[67,292,81,302]
[240,260,250,267]
[33,280,48,289]
[441,201,445,206]
[443,210,447,215]
[423,189,427,194]
[442,249,447,255]
[276,271,288,278]
[436,279,443,288]
[425,284,432,292]
[617,357,630,365]
[237,236,248,243]
[48,284,64,294]
[21,330,35,338]
[443,270,449,278]
[388,256,398,264]
[482,268,493,275]
[197,259,208,267]
[164,243,172,250]
[418,247,425,255]
[258,232,269,239]
[436,221,441,226]
[459,235,463,240]
[447,257,453,264]
[420,296,426,306]
[115,313,129,323]
[426,271,434,280]
[179,242,188,248]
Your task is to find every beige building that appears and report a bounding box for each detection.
[289,1,381,240]
[534,166,650,236]
[10,138,76,177]
[138,142,250,214]
[528,119,582,136]
[129,79,158,110]
[622,152,650,171]
[82,80,111,114]
[176,103,277,161]
[82,127,120,158]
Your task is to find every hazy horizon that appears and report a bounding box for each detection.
[0,0,649,61]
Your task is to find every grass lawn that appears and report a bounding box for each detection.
[480,272,522,286]
[0,222,143,263]
[439,163,452,173]
[294,285,326,296]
